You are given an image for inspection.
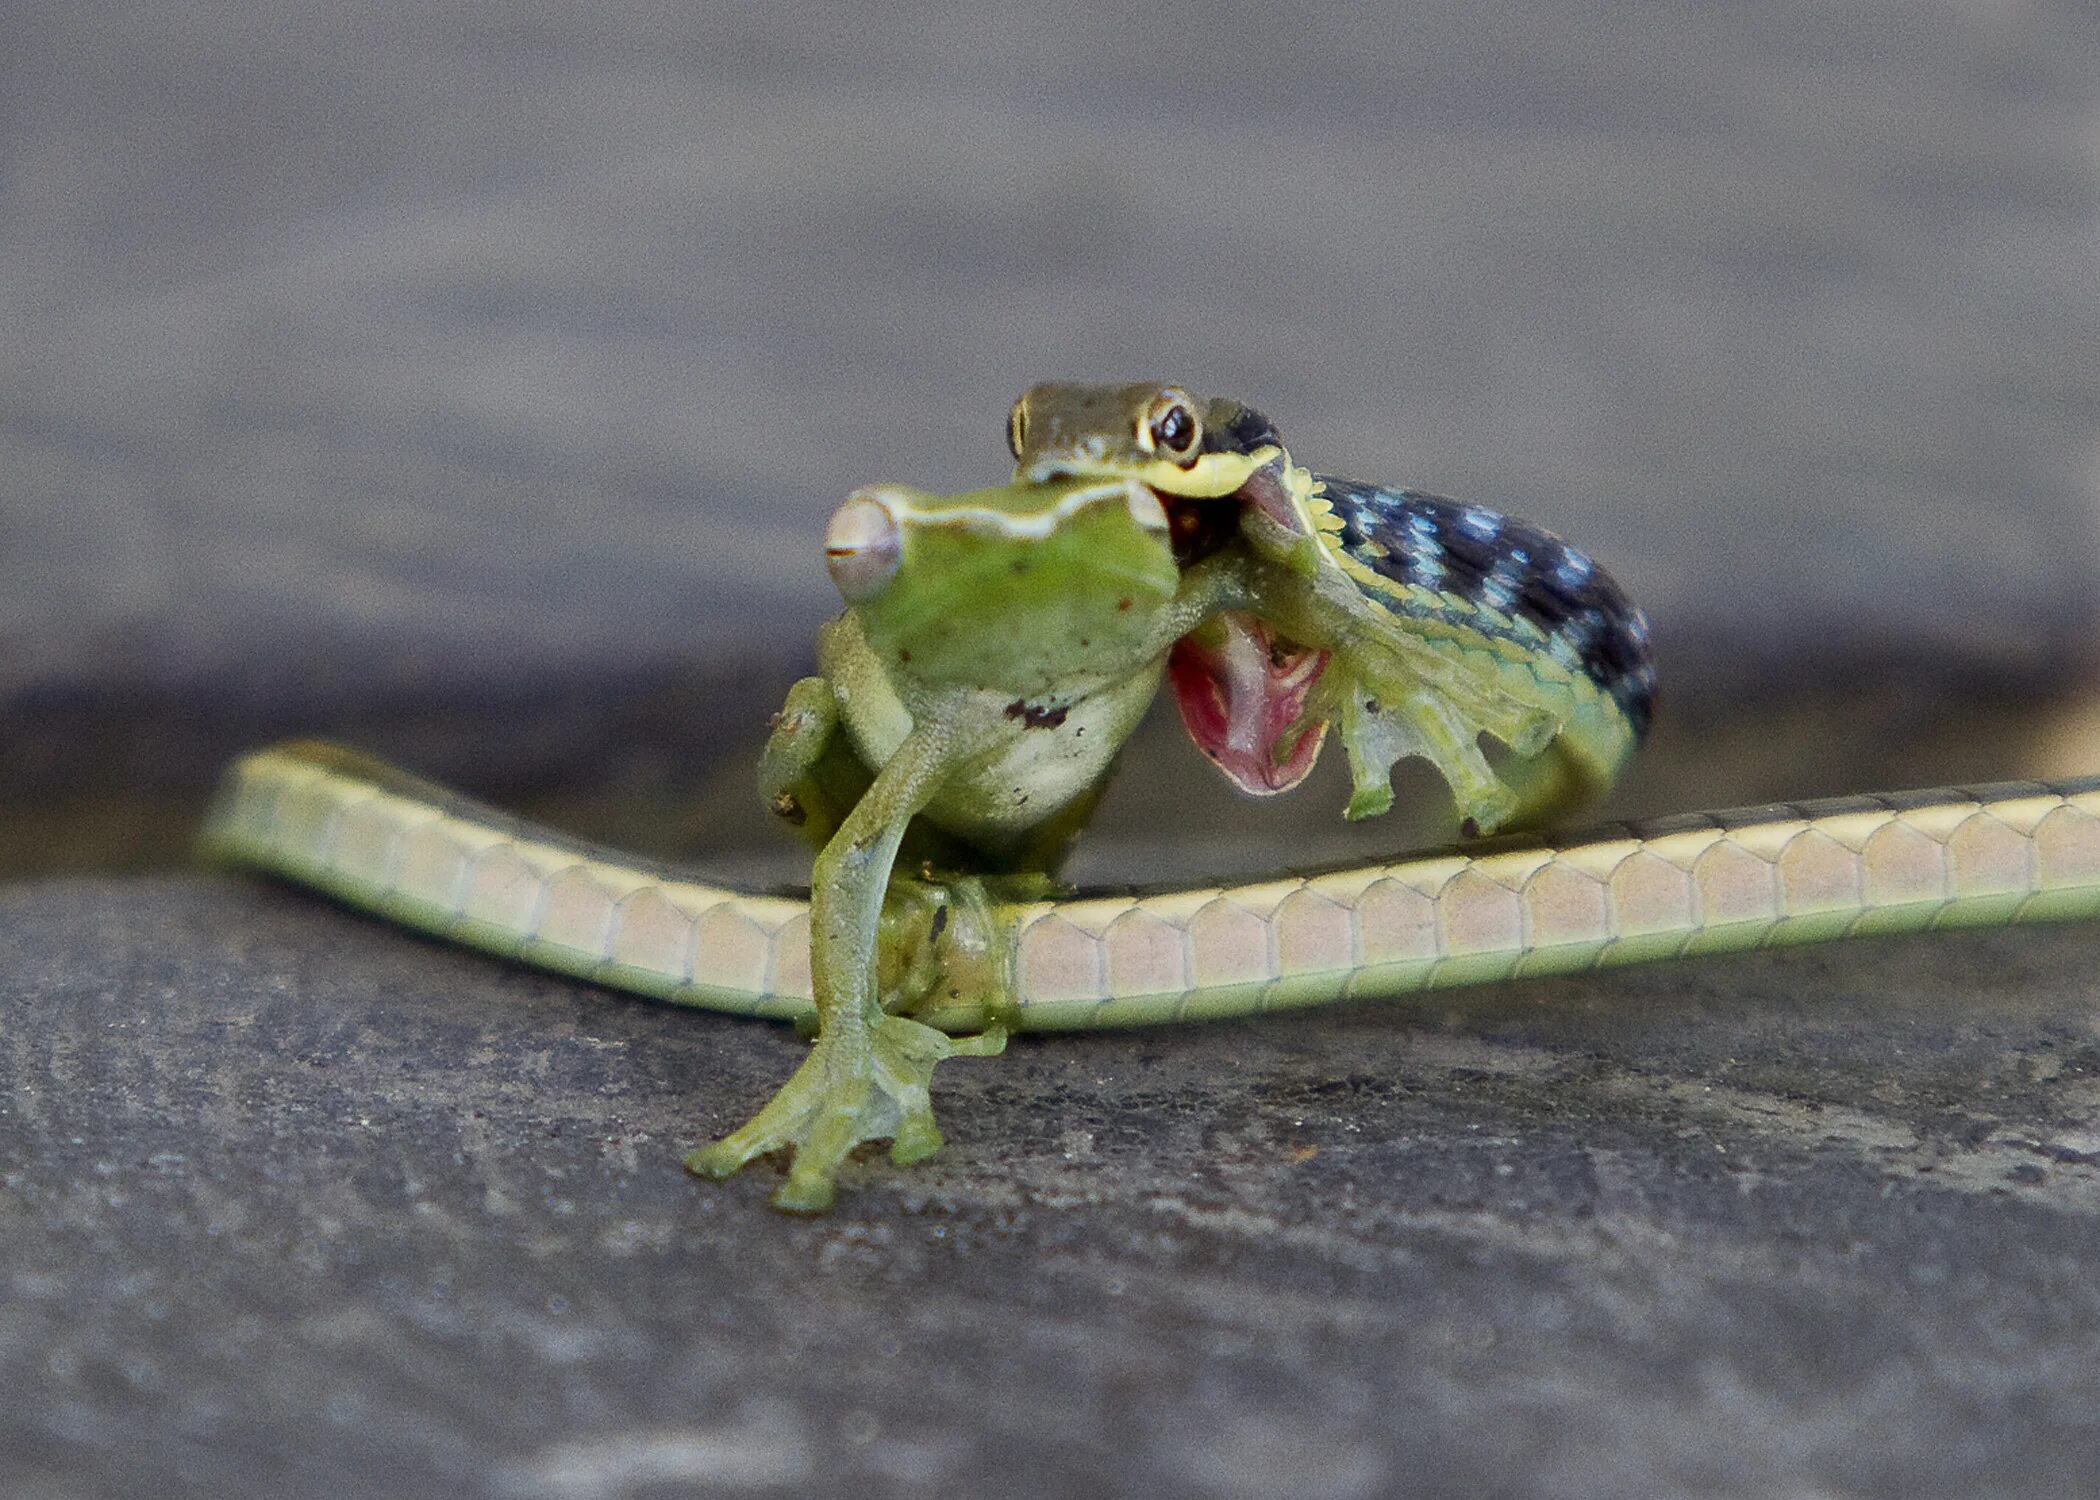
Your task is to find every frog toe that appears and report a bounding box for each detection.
[688,1014,1005,1211]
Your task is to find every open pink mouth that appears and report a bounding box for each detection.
[1167,611,1330,795]
[1151,466,1332,795]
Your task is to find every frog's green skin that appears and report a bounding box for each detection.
[1007,382,1653,835]
[684,386,1658,1207]
[686,474,1218,1209]
[203,389,2100,1214]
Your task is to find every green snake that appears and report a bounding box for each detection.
[194,381,2100,1207]
[202,740,2100,1034]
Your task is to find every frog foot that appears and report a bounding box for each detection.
[685,1014,1008,1213]
[1332,677,1527,835]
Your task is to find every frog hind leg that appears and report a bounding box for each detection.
[693,719,1016,1212]
[1234,546,1570,835]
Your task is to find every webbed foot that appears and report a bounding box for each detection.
[1334,676,1530,834]
[685,1015,1008,1212]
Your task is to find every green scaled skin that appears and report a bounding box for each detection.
[1008,382,1648,835]
[688,476,1201,1211]
[698,388,1650,1210]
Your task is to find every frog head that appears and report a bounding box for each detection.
[822,476,1180,700]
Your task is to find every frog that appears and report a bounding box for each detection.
[683,473,1210,1210]
[1006,382,1652,835]
[687,386,1652,1209]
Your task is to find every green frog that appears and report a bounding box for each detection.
[691,386,1651,1209]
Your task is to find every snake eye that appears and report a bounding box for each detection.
[1142,392,1202,466]
[1007,398,1028,460]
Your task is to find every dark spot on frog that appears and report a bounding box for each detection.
[929,905,948,942]
[1460,817,1481,840]
[898,648,911,663]
[1117,597,1133,611]
[770,792,805,826]
[1004,700,1069,729]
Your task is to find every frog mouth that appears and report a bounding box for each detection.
[1167,610,1330,796]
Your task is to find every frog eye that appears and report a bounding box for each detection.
[1006,397,1028,460]
[825,489,902,602]
[1141,392,1202,466]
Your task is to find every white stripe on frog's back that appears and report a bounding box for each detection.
[875,479,1168,541]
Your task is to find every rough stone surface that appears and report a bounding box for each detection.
[8,2,2100,1495]
[5,874,2100,1499]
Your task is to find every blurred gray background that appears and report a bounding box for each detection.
[6,0,2099,864]
[6,4,2100,1498]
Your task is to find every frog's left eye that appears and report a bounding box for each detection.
[826,489,903,602]
[1006,397,1029,460]
[1141,392,1202,466]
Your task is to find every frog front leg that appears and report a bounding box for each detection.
[687,718,1005,1212]
[757,674,869,853]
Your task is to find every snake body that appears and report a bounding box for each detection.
[201,740,2100,1033]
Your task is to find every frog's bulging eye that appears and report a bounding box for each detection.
[1142,393,1201,466]
[825,490,903,601]
[1006,399,1029,460]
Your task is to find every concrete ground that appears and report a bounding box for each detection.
[5,4,2100,1496]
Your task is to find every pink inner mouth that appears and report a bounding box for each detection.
[1168,611,1330,795]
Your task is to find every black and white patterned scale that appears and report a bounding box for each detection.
[1313,476,1656,737]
